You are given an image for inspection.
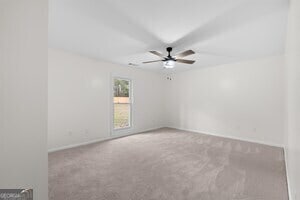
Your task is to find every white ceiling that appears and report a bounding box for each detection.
[49,0,289,73]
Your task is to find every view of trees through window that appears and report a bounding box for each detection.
[113,78,130,129]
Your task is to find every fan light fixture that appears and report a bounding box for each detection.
[143,47,195,69]
[163,60,175,68]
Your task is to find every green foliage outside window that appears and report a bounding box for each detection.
[114,79,129,97]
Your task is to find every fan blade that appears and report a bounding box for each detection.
[175,50,195,58]
[176,59,195,64]
[149,51,165,58]
[143,60,162,64]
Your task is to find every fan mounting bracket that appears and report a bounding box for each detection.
[166,47,172,57]
[166,47,172,52]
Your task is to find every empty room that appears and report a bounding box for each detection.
[1,0,299,199]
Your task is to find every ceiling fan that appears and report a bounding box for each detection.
[143,47,195,68]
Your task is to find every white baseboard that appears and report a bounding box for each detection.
[166,126,284,148]
[48,127,163,153]
[49,126,283,151]
[48,137,110,153]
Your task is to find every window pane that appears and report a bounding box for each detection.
[114,79,129,97]
[114,103,130,129]
[113,79,130,129]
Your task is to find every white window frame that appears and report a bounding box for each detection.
[111,76,133,135]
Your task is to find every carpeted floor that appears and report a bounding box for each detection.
[49,128,288,200]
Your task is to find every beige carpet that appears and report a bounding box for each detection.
[49,128,288,200]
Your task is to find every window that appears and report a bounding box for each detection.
[113,78,131,130]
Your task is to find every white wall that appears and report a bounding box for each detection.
[48,48,165,150]
[49,48,286,150]
[0,0,48,199]
[285,0,300,198]
[165,56,285,147]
